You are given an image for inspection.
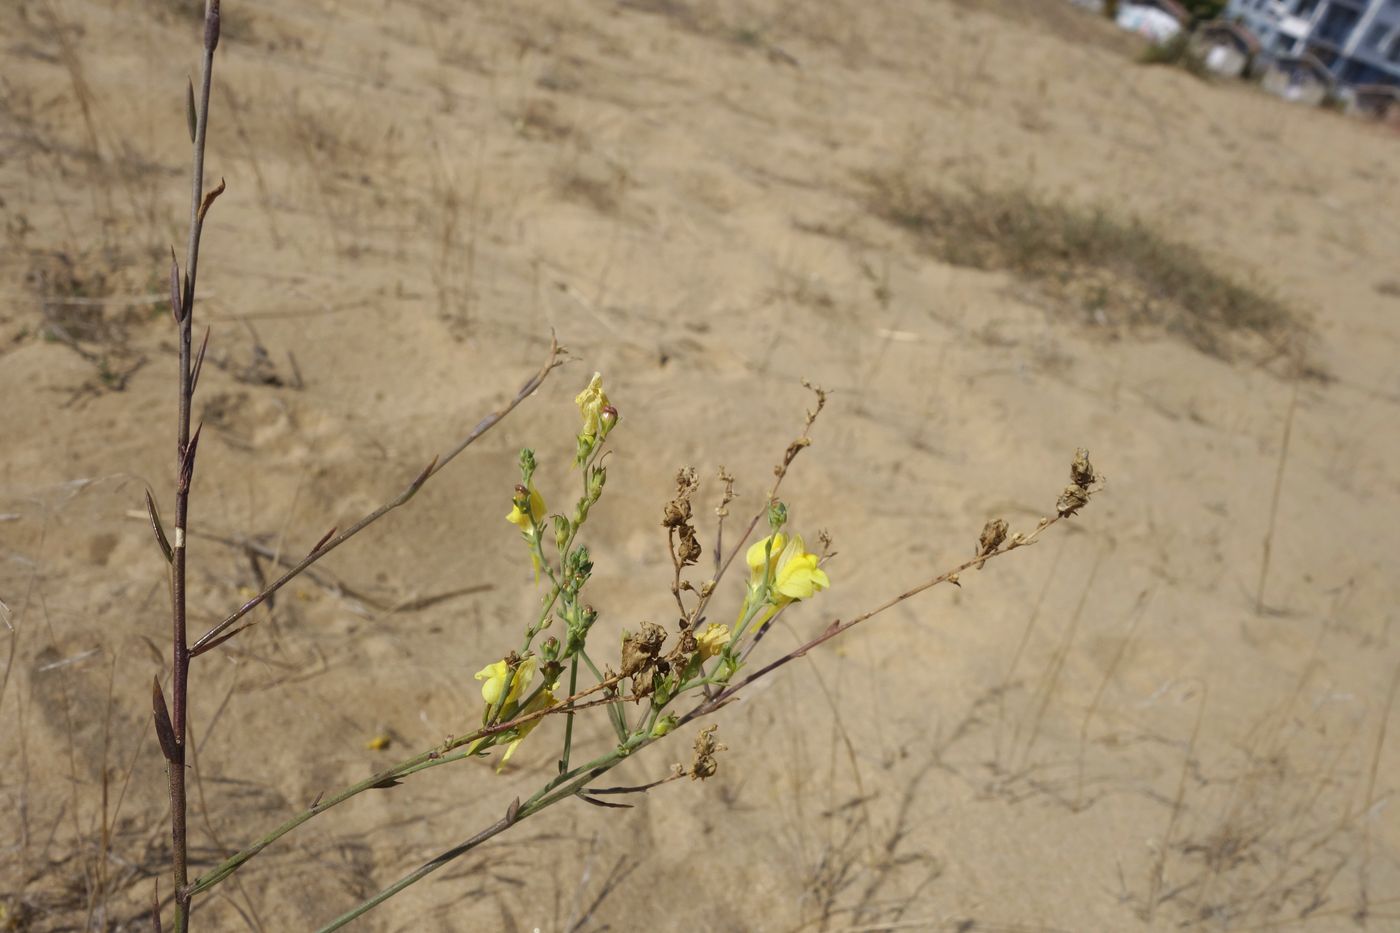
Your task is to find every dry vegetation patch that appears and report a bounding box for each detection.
[865,170,1314,373]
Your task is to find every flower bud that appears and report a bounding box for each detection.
[566,545,593,587]
[541,636,560,662]
[553,515,570,552]
[542,659,564,684]
[651,714,677,738]
[588,464,607,502]
[768,500,788,532]
[599,404,618,437]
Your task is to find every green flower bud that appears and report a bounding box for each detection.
[566,545,593,587]
[768,500,788,532]
[575,433,596,468]
[588,464,607,502]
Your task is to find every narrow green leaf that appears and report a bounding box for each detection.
[185,77,196,143]
[152,677,179,762]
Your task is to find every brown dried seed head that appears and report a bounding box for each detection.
[977,518,1009,558]
[620,621,667,677]
[714,467,736,517]
[678,524,702,566]
[1071,448,1095,489]
[690,724,727,781]
[661,500,690,527]
[1057,484,1090,517]
[782,436,811,467]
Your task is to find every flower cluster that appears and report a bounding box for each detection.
[474,372,832,772]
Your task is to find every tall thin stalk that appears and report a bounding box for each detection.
[152,3,223,930]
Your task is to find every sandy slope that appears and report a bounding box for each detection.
[2,0,1399,930]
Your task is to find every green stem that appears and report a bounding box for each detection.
[188,704,548,896]
[581,648,628,740]
[313,740,643,933]
[560,655,580,773]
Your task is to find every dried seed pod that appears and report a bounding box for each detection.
[690,724,727,781]
[677,524,702,566]
[1057,484,1089,517]
[1071,448,1095,489]
[976,518,1008,569]
[620,621,667,677]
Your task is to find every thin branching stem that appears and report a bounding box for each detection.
[560,654,580,773]
[189,338,562,657]
[187,675,629,897]
[302,507,1073,927]
[165,5,221,930]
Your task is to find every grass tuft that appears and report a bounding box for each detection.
[865,173,1314,371]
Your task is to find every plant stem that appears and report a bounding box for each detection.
[581,648,628,740]
[190,339,560,656]
[312,742,639,933]
[560,654,580,773]
[167,5,221,929]
[193,506,1067,913]
[187,676,627,897]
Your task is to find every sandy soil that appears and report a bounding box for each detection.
[3,1,1399,930]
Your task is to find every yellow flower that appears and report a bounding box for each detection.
[770,534,830,600]
[575,372,610,440]
[469,658,556,770]
[696,623,731,660]
[475,656,538,708]
[506,482,547,579]
[745,532,786,583]
[505,482,546,531]
[574,373,617,466]
[739,532,829,626]
[498,685,556,769]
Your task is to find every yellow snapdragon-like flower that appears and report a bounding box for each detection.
[475,656,538,708]
[746,532,786,585]
[506,482,546,531]
[696,623,731,660]
[739,532,830,626]
[499,685,556,768]
[506,482,547,579]
[574,373,617,466]
[575,372,610,440]
[472,657,555,770]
